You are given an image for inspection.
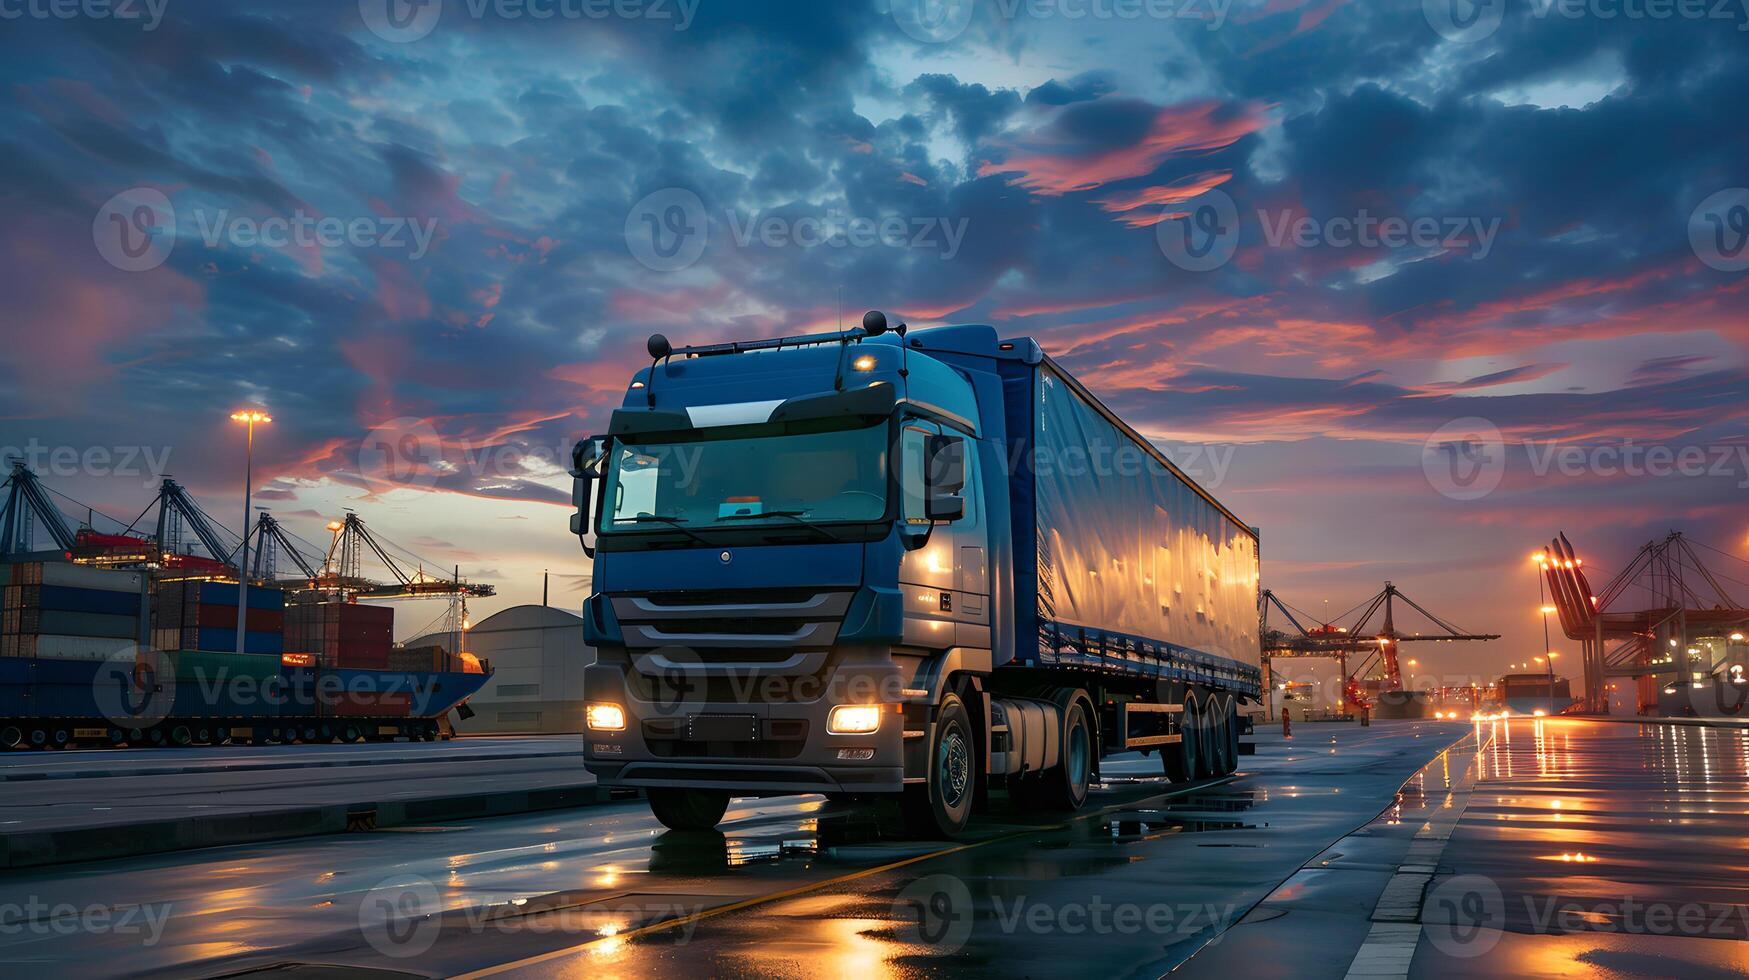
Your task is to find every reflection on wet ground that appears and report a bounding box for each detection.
[1413,718,1749,978]
[1184,717,1749,980]
[0,721,1469,979]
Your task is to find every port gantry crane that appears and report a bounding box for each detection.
[1261,582,1500,717]
[1540,531,1749,714]
[0,460,79,557]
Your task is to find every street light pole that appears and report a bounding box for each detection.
[230,411,271,656]
[1535,552,1555,715]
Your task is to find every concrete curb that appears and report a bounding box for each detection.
[0,782,637,870]
[0,749,579,782]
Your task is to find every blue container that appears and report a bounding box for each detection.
[190,583,285,610]
[38,585,142,616]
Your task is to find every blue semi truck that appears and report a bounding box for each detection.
[569,313,1261,836]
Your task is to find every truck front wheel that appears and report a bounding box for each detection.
[903,693,975,838]
[648,788,731,832]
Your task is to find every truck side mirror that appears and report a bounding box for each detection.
[571,436,608,557]
[926,435,966,522]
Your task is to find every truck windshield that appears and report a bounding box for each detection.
[600,421,889,533]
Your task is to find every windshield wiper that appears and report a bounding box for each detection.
[623,514,711,546]
[716,509,845,542]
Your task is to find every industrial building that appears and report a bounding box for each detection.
[412,604,591,734]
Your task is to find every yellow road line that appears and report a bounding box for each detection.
[452,776,1234,979]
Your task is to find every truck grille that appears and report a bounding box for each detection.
[610,590,853,656]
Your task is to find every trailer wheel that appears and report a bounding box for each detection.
[213,727,231,745]
[28,729,47,748]
[145,727,166,747]
[1195,695,1221,778]
[1,727,21,750]
[1164,697,1199,782]
[50,728,71,749]
[108,729,126,747]
[903,692,976,838]
[341,725,362,744]
[1220,697,1241,776]
[647,788,731,832]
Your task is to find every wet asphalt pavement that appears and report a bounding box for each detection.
[1184,716,1749,980]
[0,718,1469,978]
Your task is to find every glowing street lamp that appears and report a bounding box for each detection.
[229,410,271,656]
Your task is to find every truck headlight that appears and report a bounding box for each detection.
[586,703,627,731]
[828,704,882,735]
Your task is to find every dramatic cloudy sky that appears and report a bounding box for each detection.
[2,1,1746,687]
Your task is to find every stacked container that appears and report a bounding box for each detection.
[152,581,284,655]
[283,601,393,668]
[1,562,143,661]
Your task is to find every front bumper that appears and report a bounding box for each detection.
[582,661,906,796]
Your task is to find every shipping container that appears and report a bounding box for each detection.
[0,562,147,593]
[190,628,283,655]
[192,605,285,632]
[35,611,140,639]
[13,635,137,662]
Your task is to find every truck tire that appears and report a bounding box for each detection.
[648,788,731,832]
[1195,695,1220,778]
[1220,697,1241,775]
[903,692,975,838]
[1165,697,1199,783]
[1021,694,1094,811]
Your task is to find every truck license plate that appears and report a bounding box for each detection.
[688,714,758,741]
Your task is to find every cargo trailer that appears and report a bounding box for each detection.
[569,315,1261,836]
